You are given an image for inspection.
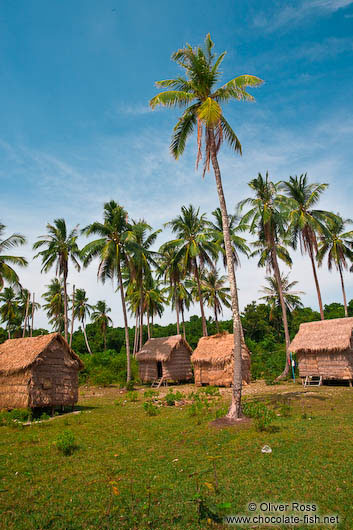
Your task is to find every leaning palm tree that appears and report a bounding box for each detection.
[33,219,80,342]
[164,205,218,338]
[200,269,231,333]
[317,215,353,317]
[91,300,113,351]
[81,202,134,381]
[0,223,27,291]
[280,174,332,320]
[239,172,292,379]
[259,273,304,321]
[73,288,93,354]
[150,34,263,419]
[42,278,65,332]
[0,287,19,338]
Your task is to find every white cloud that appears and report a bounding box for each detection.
[1,110,353,331]
[252,0,353,33]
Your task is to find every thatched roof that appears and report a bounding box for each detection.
[0,333,84,375]
[191,333,250,366]
[136,335,192,362]
[290,317,353,355]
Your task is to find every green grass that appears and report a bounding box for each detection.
[0,383,352,529]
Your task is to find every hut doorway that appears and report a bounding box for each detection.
[157,361,163,378]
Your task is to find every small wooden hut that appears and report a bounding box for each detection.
[191,333,251,387]
[290,317,353,384]
[136,335,193,384]
[0,333,84,410]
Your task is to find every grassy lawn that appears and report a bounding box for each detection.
[0,382,352,529]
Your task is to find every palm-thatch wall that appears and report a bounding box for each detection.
[290,317,353,382]
[136,335,193,383]
[191,333,251,387]
[0,333,84,409]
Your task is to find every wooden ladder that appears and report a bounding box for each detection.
[304,375,322,387]
[151,377,167,389]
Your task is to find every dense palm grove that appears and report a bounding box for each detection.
[1,173,353,383]
[1,35,353,419]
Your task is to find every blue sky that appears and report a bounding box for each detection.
[1,0,353,329]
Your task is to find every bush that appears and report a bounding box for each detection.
[242,401,276,432]
[125,380,135,391]
[143,401,160,416]
[0,408,32,426]
[79,352,139,387]
[54,430,77,455]
[164,390,184,406]
[143,389,159,399]
[201,386,221,397]
[127,391,138,402]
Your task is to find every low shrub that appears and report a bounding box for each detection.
[143,401,160,416]
[143,389,159,399]
[127,391,138,402]
[0,408,32,426]
[54,429,77,455]
[201,386,221,397]
[242,400,276,432]
[164,390,184,406]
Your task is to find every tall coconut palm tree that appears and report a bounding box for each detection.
[158,245,184,334]
[200,269,231,333]
[143,277,167,339]
[317,215,353,317]
[33,219,81,342]
[150,34,263,419]
[42,278,65,332]
[0,223,27,291]
[128,220,161,349]
[259,273,304,321]
[73,288,93,354]
[81,201,134,381]
[91,300,113,351]
[0,287,19,338]
[239,172,292,379]
[209,208,250,269]
[280,174,332,320]
[17,288,40,337]
[164,205,218,338]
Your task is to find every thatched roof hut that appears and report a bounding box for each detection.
[290,317,353,383]
[191,333,251,387]
[0,333,84,409]
[136,335,193,383]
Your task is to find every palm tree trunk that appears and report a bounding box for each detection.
[30,293,35,337]
[214,306,219,333]
[22,291,30,338]
[8,324,10,339]
[139,277,144,350]
[151,313,154,338]
[271,245,291,380]
[69,285,75,348]
[103,323,107,351]
[308,243,324,320]
[338,264,348,317]
[176,295,180,335]
[194,259,208,337]
[181,304,186,340]
[147,308,151,339]
[117,262,131,382]
[209,129,242,420]
[133,313,139,355]
[63,269,69,342]
[82,320,92,354]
